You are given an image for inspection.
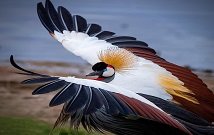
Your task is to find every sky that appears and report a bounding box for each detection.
[0,0,214,69]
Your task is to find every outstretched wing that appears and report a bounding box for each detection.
[37,0,150,65]
[37,0,214,122]
[10,55,192,135]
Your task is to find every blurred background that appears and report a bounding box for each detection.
[0,0,213,135]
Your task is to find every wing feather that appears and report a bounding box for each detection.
[94,31,115,39]
[32,80,68,95]
[57,6,73,31]
[21,77,59,84]
[72,15,87,32]
[105,36,136,43]
[45,0,65,32]
[83,88,104,114]
[65,85,90,113]
[85,24,102,36]
[49,83,75,106]
[37,2,56,33]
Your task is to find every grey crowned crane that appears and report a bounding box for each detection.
[10,0,214,135]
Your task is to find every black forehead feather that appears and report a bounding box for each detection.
[92,62,108,71]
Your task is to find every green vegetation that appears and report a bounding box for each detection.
[0,116,100,135]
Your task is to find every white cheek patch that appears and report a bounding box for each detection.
[102,67,115,77]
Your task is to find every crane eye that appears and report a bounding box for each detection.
[102,67,115,77]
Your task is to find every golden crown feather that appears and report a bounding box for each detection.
[98,47,137,72]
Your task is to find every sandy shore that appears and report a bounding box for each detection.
[0,60,213,124]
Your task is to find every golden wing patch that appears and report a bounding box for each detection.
[159,74,199,104]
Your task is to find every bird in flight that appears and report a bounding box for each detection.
[10,0,214,135]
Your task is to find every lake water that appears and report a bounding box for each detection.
[0,0,214,70]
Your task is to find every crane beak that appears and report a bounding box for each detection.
[86,71,103,76]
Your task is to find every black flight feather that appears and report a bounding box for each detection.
[94,31,115,39]
[32,80,67,95]
[106,36,136,43]
[49,83,79,107]
[85,24,102,36]
[45,0,65,32]
[21,77,59,84]
[65,85,90,113]
[99,89,121,115]
[82,87,93,114]
[37,2,56,33]
[64,84,82,112]
[114,44,156,54]
[58,6,73,31]
[73,15,87,32]
[112,40,148,47]
[110,93,136,116]
[84,87,104,114]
